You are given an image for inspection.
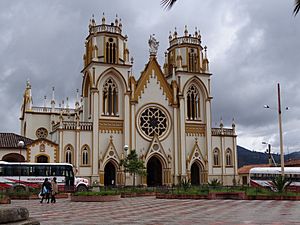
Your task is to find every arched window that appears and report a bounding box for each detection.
[102,78,118,116]
[213,148,220,166]
[187,84,201,120]
[188,48,198,72]
[81,145,90,165]
[226,149,232,166]
[65,145,73,165]
[105,38,116,64]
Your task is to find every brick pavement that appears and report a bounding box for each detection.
[2,197,300,225]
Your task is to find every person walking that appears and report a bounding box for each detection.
[51,177,58,203]
[40,178,52,203]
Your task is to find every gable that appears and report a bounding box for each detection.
[134,58,173,104]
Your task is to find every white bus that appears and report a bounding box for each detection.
[249,167,300,192]
[0,161,89,192]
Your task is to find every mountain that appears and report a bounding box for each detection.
[237,145,300,168]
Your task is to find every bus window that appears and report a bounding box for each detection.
[0,166,3,176]
[21,165,29,176]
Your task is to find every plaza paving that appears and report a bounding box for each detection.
[3,197,300,225]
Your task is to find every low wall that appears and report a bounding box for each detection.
[71,194,121,202]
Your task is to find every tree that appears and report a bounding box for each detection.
[294,0,300,16]
[271,175,292,193]
[161,0,177,10]
[120,149,146,187]
[161,0,300,16]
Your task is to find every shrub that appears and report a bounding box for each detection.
[208,178,222,187]
[271,175,292,193]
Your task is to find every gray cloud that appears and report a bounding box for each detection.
[0,0,300,153]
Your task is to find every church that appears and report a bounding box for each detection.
[17,15,238,186]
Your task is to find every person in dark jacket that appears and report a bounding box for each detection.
[40,178,52,203]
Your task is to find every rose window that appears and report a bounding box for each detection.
[36,127,48,139]
[139,106,169,139]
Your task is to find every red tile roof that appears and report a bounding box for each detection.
[0,133,34,148]
[238,164,270,174]
[285,159,300,166]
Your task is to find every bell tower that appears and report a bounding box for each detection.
[83,14,130,67]
[163,26,209,77]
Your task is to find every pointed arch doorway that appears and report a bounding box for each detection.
[104,161,116,186]
[191,161,202,185]
[147,156,162,186]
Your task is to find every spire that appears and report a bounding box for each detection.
[66,97,69,109]
[43,95,47,109]
[184,25,188,36]
[115,14,119,26]
[174,27,177,38]
[102,12,105,24]
[51,87,55,104]
[75,89,80,109]
[220,117,223,128]
[51,87,55,111]
[169,31,172,41]
[194,27,198,37]
[232,118,236,132]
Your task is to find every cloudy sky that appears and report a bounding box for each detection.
[0,0,299,153]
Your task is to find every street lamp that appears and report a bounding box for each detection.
[17,140,25,185]
[264,83,285,177]
[123,145,129,186]
[17,140,25,162]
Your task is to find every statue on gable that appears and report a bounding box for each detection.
[148,34,159,56]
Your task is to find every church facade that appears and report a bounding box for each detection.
[18,15,238,186]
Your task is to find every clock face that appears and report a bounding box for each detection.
[137,105,170,141]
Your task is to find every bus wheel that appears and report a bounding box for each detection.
[76,185,88,192]
[14,185,26,192]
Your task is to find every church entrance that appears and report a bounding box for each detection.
[104,161,116,186]
[191,162,201,185]
[147,156,162,186]
[37,155,48,163]
[2,153,25,162]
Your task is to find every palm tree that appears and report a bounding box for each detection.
[294,0,300,16]
[161,0,177,10]
[161,0,300,16]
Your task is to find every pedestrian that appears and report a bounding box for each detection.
[51,177,58,203]
[40,178,52,203]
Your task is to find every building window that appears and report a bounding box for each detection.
[102,78,118,116]
[65,145,73,164]
[36,127,48,139]
[226,149,232,166]
[188,48,198,72]
[81,146,90,165]
[106,38,116,64]
[187,84,200,120]
[213,148,220,166]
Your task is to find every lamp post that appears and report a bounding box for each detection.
[17,140,25,162]
[264,83,285,177]
[17,140,25,185]
[123,145,129,186]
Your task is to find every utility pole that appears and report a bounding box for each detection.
[277,83,284,177]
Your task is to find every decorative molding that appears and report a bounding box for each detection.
[99,119,123,133]
[185,123,206,136]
